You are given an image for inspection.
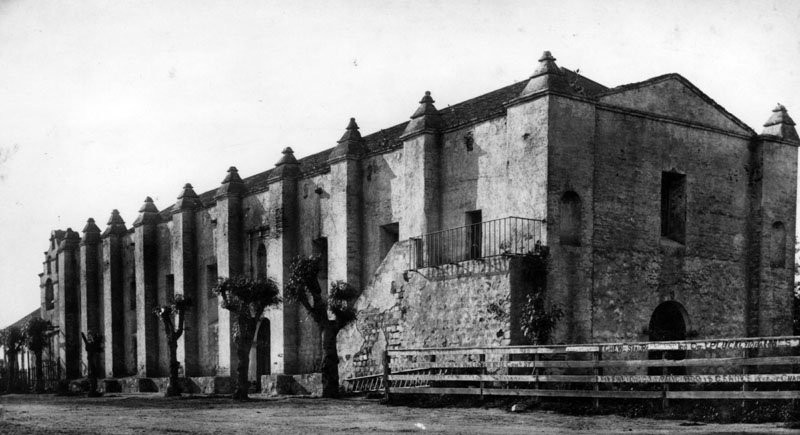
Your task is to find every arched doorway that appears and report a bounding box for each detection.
[254,319,270,378]
[648,301,689,375]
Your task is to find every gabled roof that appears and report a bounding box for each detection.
[597,73,755,135]
[3,308,41,330]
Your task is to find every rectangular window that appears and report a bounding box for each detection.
[379,223,400,261]
[466,210,483,260]
[207,265,218,298]
[166,274,175,300]
[661,172,686,244]
[312,238,328,279]
[130,280,137,310]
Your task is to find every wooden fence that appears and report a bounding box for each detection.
[377,336,800,407]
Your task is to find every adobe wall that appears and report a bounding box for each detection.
[194,207,218,376]
[755,140,797,336]
[545,96,596,344]
[439,103,548,230]
[592,109,752,342]
[122,233,137,376]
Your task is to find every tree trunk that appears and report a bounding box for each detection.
[7,352,16,393]
[87,352,101,397]
[233,318,255,401]
[165,338,181,397]
[321,321,340,398]
[34,350,44,393]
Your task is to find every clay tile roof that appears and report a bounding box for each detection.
[162,68,607,213]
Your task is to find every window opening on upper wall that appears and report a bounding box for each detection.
[45,279,54,310]
[379,223,400,262]
[559,191,581,246]
[660,171,686,244]
[466,210,482,260]
[256,243,267,280]
[770,221,787,268]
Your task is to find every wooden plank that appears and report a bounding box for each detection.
[390,355,800,371]
[389,336,800,358]
[667,390,800,400]
[390,387,662,399]
[390,347,567,357]
[390,373,800,384]
[597,373,800,383]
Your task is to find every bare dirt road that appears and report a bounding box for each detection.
[0,394,794,434]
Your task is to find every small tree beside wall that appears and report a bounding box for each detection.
[285,256,361,398]
[81,331,104,397]
[488,247,563,345]
[0,326,24,393]
[154,295,191,397]
[212,275,281,401]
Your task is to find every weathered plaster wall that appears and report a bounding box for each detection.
[156,221,173,376]
[592,109,752,342]
[361,152,403,286]
[194,207,218,376]
[756,140,797,335]
[122,233,137,376]
[546,96,596,344]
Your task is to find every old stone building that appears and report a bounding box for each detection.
[26,51,799,389]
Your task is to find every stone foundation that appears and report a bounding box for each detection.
[261,373,322,396]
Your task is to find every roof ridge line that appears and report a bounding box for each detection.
[597,73,755,135]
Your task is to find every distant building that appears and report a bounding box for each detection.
[18,51,799,390]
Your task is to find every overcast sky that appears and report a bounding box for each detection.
[0,0,798,326]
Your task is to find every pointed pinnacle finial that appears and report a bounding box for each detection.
[221,166,244,184]
[107,209,125,226]
[82,217,101,234]
[176,182,200,210]
[764,103,796,127]
[409,90,440,121]
[138,196,159,213]
[761,103,799,142]
[337,117,363,144]
[275,146,299,167]
[531,50,562,78]
[177,183,199,199]
[103,209,127,237]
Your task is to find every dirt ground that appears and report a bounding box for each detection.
[0,393,795,434]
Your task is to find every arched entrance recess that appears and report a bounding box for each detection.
[648,301,690,375]
[255,319,270,378]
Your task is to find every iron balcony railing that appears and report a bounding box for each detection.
[408,216,546,270]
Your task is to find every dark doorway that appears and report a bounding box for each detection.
[648,301,688,375]
[256,243,267,280]
[466,210,482,260]
[255,319,270,378]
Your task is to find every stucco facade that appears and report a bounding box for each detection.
[31,51,798,387]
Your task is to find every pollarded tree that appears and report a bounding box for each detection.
[22,318,54,393]
[154,294,191,397]
[81,331,104,397]
[212,275,281,401]
[1,326,24,393]
[285,256,361,398]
